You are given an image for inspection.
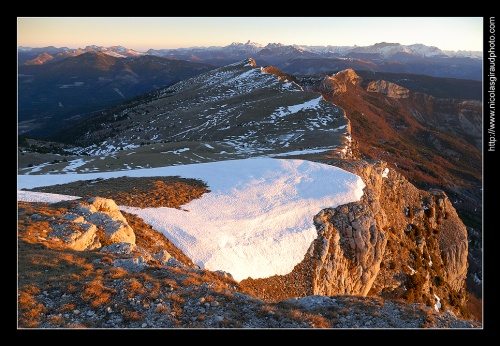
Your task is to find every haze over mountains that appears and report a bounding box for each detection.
[18,41,483,65]
[18,41,483,80]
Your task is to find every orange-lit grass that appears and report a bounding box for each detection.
[18,289,46,328]
[80,279,116,307]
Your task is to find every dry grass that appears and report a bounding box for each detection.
[17,177,219,328]
[304,314,331,328]
[182,274,204,287]
[48,315,66,327]
[126,278,145,294]
[80,279,116,307]
[122,310,145,322]
[18,290,46,327]
[27,176,210,209]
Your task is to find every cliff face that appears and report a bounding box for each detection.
[320,69,361,95]
[366,80,410,98]
[28,156,471,318]
[409,94,482,151]
[309,160,469,296]
[241,158,470,318]
[310,161,388,297]
[304,69,481,301]
[364,80,482,151]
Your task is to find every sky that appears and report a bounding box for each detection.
[17,157,367,282]
[17,17,484,52]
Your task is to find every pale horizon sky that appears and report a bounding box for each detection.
[17,17,484,52]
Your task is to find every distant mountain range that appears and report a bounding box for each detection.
[17,42,483,138]
[19,41,482,79]
[18,41,483,63]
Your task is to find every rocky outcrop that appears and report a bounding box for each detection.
[302,160,389,297]
[315,159,470,303]
[47,197,188,272]
[311,202,387,297]
[366,80,410,98]
[241,158,470,318]
[50,197,135,250]
[318,69,360,95]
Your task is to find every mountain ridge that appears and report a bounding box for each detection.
[18,41,483,62]
[301,68,482,299]
[17,58,483,328]
[18,41,482,81]
[18,41,483,138]
[18,52,218,137]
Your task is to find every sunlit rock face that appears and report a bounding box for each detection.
[366,80,410,98]
[307,159,469,303]
[49,197,136,251]
[240,159,470,319]
[319,69,361,96]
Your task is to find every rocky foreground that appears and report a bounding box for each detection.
[17,193,481,329]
